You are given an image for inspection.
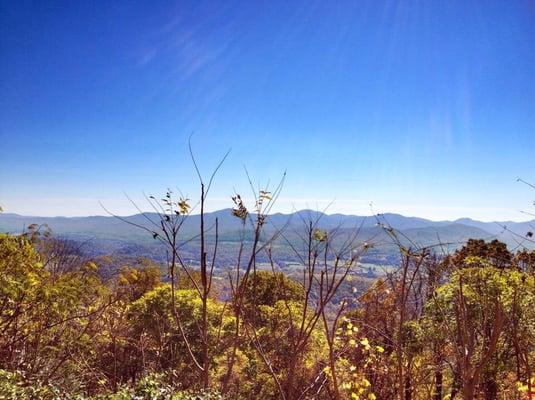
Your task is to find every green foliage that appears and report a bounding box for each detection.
[241,270,304,309]
[128,285,233,384]
[428,266,534,323]
[449,238,513,269]
[0,233,44,305]
[117,265,161,301]
[0,369,61,400]
[104,374,222,400]
[423,260,535,398]
[0,369,222,400]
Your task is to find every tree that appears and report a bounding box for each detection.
[426,265,534,399]
[127,285,233,388]
[240,270,304,323]
[0,233,112,392]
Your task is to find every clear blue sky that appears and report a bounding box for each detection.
[0,0,533,220]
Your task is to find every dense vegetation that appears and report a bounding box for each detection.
[1,190,534,399]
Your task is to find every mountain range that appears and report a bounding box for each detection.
[1,210,533,266]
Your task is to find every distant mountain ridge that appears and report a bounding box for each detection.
[1,209,532,246]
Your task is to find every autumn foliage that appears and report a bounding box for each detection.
[1,217,534,399]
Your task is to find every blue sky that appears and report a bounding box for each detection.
[0,0,533,220]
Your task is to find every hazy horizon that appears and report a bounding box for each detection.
[1,198,533,223]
